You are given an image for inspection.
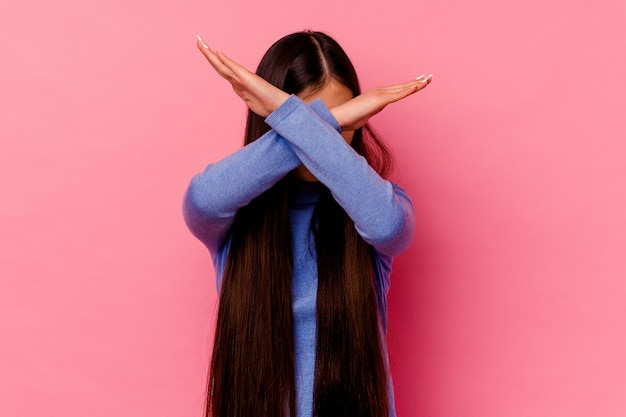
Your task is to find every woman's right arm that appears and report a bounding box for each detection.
[182,129,299,254]
[183,103,341,254]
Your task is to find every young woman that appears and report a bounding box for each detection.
[183,31,432,417]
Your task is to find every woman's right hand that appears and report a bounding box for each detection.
[330,75,432,131]
[196,35,289,117]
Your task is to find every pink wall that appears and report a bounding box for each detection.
[2,0,625,416]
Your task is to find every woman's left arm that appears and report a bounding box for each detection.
[266,96,415,256]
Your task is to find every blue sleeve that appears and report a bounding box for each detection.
[265,95,415,256]
[182,104,341,255]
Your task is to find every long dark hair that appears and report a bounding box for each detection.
[207,31,393,417]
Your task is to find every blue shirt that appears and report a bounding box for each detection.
[183,95,414,417]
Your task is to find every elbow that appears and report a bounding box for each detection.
[365,205,415,256]
[382,211,415,255]
[182,178,206,234]
[182,175,218,236]
[182,177,228,247]
[183,174,222,219]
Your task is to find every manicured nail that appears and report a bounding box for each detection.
[416,74,426,80]
[197,35,209,49]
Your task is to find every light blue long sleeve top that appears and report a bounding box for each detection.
[183,95,415,417]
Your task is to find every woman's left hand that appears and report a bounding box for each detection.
[196,35,289,117]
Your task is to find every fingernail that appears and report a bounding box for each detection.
[416,74,426,80]
[197,35,209,49]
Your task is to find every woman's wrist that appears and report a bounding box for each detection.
[270,91,290,115]
[328,107,348,131]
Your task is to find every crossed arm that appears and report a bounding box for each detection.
[183,36,432,256]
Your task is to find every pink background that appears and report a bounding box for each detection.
[2,0,625,416]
